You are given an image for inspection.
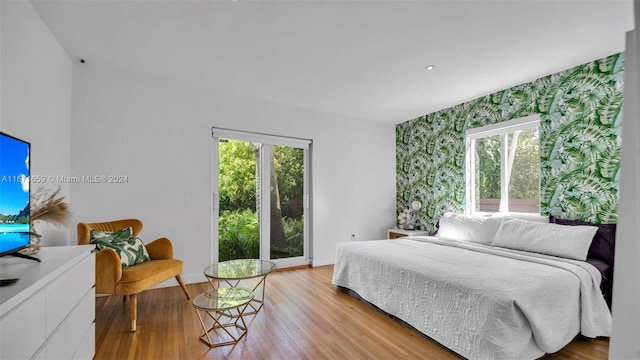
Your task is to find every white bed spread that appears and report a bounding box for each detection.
[332,236,611,360]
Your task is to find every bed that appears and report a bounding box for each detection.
[332,213,614,360]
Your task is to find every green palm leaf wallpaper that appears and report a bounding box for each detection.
[396,53,624,232]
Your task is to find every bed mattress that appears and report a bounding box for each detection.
[332,236,611,360]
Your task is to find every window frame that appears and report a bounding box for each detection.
[465,114,541,215]
[211,127,312,269]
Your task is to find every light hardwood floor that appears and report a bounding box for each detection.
[95,265,609,360]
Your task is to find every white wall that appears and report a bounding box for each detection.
[609,10,640,359]
[0,1,73,246]
[70,63,396,284]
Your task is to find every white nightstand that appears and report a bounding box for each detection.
[388,229,430,239]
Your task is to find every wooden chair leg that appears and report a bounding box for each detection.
[130,293,137,332]
[176,275,191,299]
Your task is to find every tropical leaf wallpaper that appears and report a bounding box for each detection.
[396,53,624,232]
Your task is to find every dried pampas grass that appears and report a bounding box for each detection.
[20,187,72,255]
[31,187,71,227]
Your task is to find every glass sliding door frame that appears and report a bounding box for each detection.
[211,127,311,268]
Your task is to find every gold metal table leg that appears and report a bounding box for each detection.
[194,302,251,347]
[210,276,269,317]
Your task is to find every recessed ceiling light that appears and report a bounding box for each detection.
[425,65,435,71]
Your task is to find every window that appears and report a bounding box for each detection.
[465,115,540,215]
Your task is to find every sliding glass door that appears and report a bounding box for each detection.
[268,144,305,259]
[212,129,311,268]
[217,138,259,260]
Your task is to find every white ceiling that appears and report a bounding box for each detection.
[30,0,634,124]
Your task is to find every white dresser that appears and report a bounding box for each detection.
[0,245,95,360]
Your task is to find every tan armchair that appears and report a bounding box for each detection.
[77,219,190,332]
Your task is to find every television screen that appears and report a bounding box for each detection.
[0,132,31,256]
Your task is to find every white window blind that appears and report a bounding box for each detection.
[211,127,311,149]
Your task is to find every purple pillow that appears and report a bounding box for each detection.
[548,216,616,267]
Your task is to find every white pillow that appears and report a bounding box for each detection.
[436,212,503,244]
[491,217,597,260]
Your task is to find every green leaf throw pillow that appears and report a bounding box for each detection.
[90,227,151,268]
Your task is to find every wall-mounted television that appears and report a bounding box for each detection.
[0,131,31,258]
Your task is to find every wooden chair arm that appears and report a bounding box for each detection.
[95,248,122,294]
[145,238,174,260]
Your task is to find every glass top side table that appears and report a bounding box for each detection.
[192,287,255,311]
[192,287,254,347]
[203,259,277,316]
[203,258,277,280]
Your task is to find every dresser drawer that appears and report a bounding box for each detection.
[46,253,95,336]
[0,289,47,360]
[73,322,95,360]
[44,287,95,359]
